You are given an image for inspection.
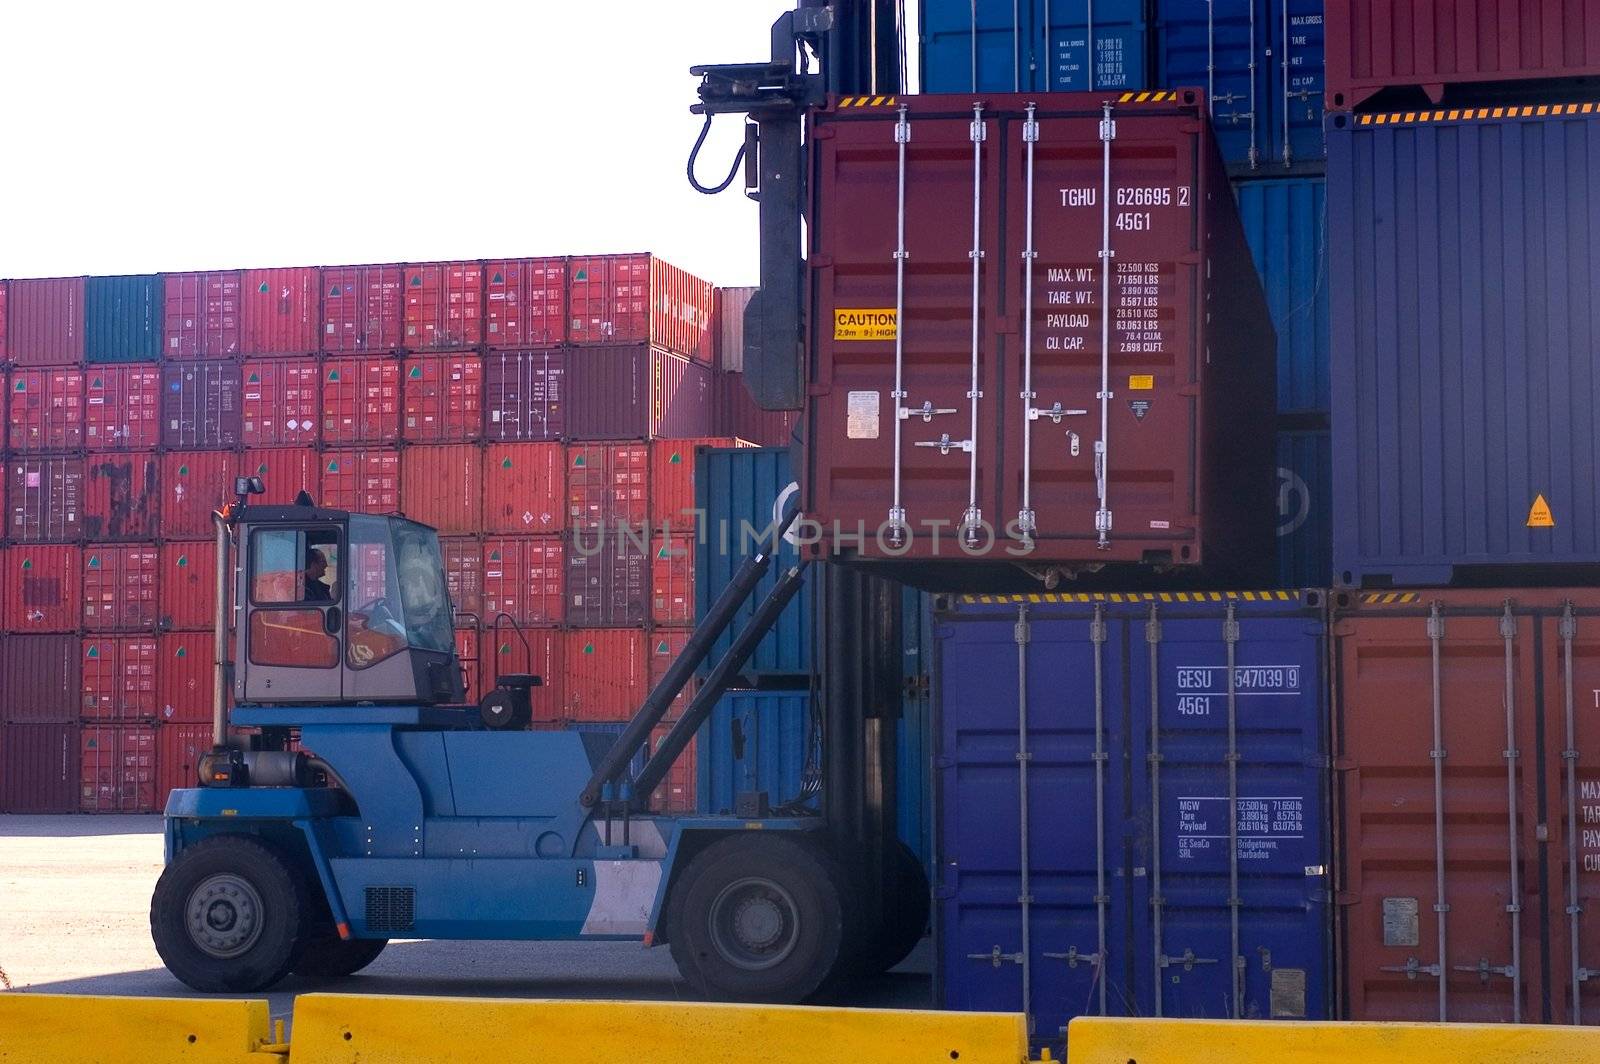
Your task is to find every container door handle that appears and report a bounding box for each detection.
[968,945,1024,969]
[1043,946,1102,969]
[1380,956,1443,980]
[1158,948,1218,973]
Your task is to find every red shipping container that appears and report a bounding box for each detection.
[0,280,7,362]
[7,368,85,451]
[565,534,650,627]
[86,366,161,451]
[647,628,699,716]
[482,535,564,625]
[164,271,242,359]
[243,447,322,506]
[159,632,216,724]
[6,456,84,542]
[562,628,647,721]
[323,265,405,353]
[567,443,648,530]
[241,359,320,446]
[714,369,799,447]
[159,541,216,631]
[321,450,400,512]
[3,545,80,632]
[6,277,85,365]
[1325,0,1600,110]
[566,254,715,362]
[84,453,159,541]
[454,627,481,705]
[651,535,695,626]
[482,442,564,534]
[403,262,482,349]
[564,344,715,441]
[82,545,158,631]
[79,723,157,812]
[484,257,566,349]
[482,349,566,442]
[399,445,482,534]
[441,536,483,622]
[241,267,319,356]
[649,437,741,528]
[714,286,755,371]
[161,362,242,449]
[648,723,697,814]
[160,451,237,538]
[0,723,77,813]
[80,636,158,722]
[156,722,214,808]
[0,635,80,723]
[402,354,483,442]
[322,358,400,444]
[483,626,563,723]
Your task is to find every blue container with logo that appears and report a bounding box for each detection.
[921,0,1149,93]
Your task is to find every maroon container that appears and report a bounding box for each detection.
[403,262,482,350]
[321,449,399,512]
[651,534,695,625]
[0,635,79,723]
[3,544,81,632]
[0,281,7,362]
[803,91,1274,574]
[566,443,648,530]
[241,266,319,356]
[160,451,237,538]
[567,254,716,362]
[402,353,483,442]
[398,445,482,534]
[565,532,650,627]
[84,454,160,542]
[86,366,161,451]
[6,277,85,365]
[482,350,566,442]
[714,369,798,446]
[322,357,400,445]
[7,456,85,542]
[80,636,158,722]
[82,545,159,631]
[484,257,566,349]
[7,368,85,451]
[565,344,715,440]
[241,358,320,446]
[1326,0,1600,110]
[164,271,242,358]
[158,541,215,631]
[161,363,242,449]
[323,264,405,353]
[0,723,78,812]
[441,536,483,622]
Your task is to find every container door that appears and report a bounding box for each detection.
[1547,602,1600,1024]
[1155,0,1267,167]
[1272,0,1325,165]
[921,0,1035,92]
[1041,0,1150,92]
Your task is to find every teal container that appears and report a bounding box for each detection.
[85,274,161,363]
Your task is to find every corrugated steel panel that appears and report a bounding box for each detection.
[649,256,716,363]
[564,344,650,441]
[651,534,695,625]
[1276,430,1331,589]
[715,286,756,371]
[82,545,158,632]
[805,91,1276,571]
[241,358,320,446]
[80,636,158,722]
[323,264,405,353]
[1329,106,1600,586]
[567,442,648,530]
[399,445,482,534]
[156,722,214,809]
[482,442,564,533]
[0,723,77,812]
[85,366,161,451]
[7,457,84,543]
[84,453,159,542]
[484,257,566,349]
[161,362,242,449]
[6,277,85,365]
[482,349,566,442]
[164,271,242,359]
[243,447,321,506]
[320,450,399,513]
[158,632,215,723]
[565,534,650,627]
[1332,588,1600,1022]
[695,446,812,675]
[241,266,319,355]
[562,628,647,721]
[482,536,564,626]
[7,368,85,451]
[483,626,564,723]
[567,254,715,361]
[79,723,157,812]
[646,628,699,716]
[648,723,697,814]
[158,541,215,631]
[159,452,237,539]
[321,357,400,445]
[403,262,482,350]
[1324,0,1600,110]
[440,536,482,622]
[713,370,799,447]
[85,274,162,363]
[920,0,1149,93]
[1235,177,1328,416]
[402,353,483,442]
[650,437,742,528]
[0,636,80,723]
[695,691,816,815]
[935,593,1331,1032]
[3,545,81,632]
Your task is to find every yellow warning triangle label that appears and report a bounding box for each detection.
[1527,494,1555,528]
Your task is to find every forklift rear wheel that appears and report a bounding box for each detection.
[291,932,389,978]
[870,841,931,974]
[666,835,845,1004]
[150,835,307,992]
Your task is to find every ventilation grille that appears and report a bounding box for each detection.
[365,886,415,933]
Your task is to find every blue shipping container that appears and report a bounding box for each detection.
[1276,429,1330,588]
[1328,106,1600,586]
[934,593,1330,1042]
[920,0,1149,93]
[1234,177,1328,414]
[84,274,162,363]
[897,587,933,873]
[695,446,812,675]
[696,691,818,815]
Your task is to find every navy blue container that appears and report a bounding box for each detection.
[1329,106,1600,586]
[1234,177,1328,415]
[694,446,812,675]
[696,691,818,815]
[934,592,1330,1042]
[897,588,933,872]
[84,274,162,363]
[1276,430,1330,588]
[920,0,1149,93]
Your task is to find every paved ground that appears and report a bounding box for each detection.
[0,814,931,1026]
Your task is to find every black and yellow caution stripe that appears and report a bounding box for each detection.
[1358,102,1599,126]
[958,590,1299,604]
[1115,90,1181,103]
[836,95,898,108]
[1355,591,1421,604]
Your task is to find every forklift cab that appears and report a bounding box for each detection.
[233,504,465,706]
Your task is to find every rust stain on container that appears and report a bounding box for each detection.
[84,454,159,541]
[160,451,237,539]
[3,544,81,632]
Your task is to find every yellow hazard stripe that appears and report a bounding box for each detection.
[1356,591,1421,604]
[959,591,1298,605]
[1357,101,1597,127]
[837,95,897,108]
[1117,90,1177,103]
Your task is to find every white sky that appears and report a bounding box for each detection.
[0,1,810,287]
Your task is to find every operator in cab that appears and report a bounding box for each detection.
[304,546,332,601]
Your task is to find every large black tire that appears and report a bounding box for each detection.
[150,835,307,993]
[870,841,931,974]
[291,932,389,978]
[666,834,847,1004]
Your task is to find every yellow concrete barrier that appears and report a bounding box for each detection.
[0,993,282,1064]
[1065,1016,1600,1064]
[287,994,1030,1064]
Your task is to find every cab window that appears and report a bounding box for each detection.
[248,528,340,669]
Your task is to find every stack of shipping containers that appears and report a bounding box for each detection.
[0,255,799,818]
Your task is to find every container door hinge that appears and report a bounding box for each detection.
[969,946,1024,968]
[1453,959,1517,983]
[1380,956,1443,980]
[914,434,974,455]
[1159,948,1217,972]
[1043,946,1102,969]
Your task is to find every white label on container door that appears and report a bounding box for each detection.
[1175,795,1304,861]
[846,391,880,439]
